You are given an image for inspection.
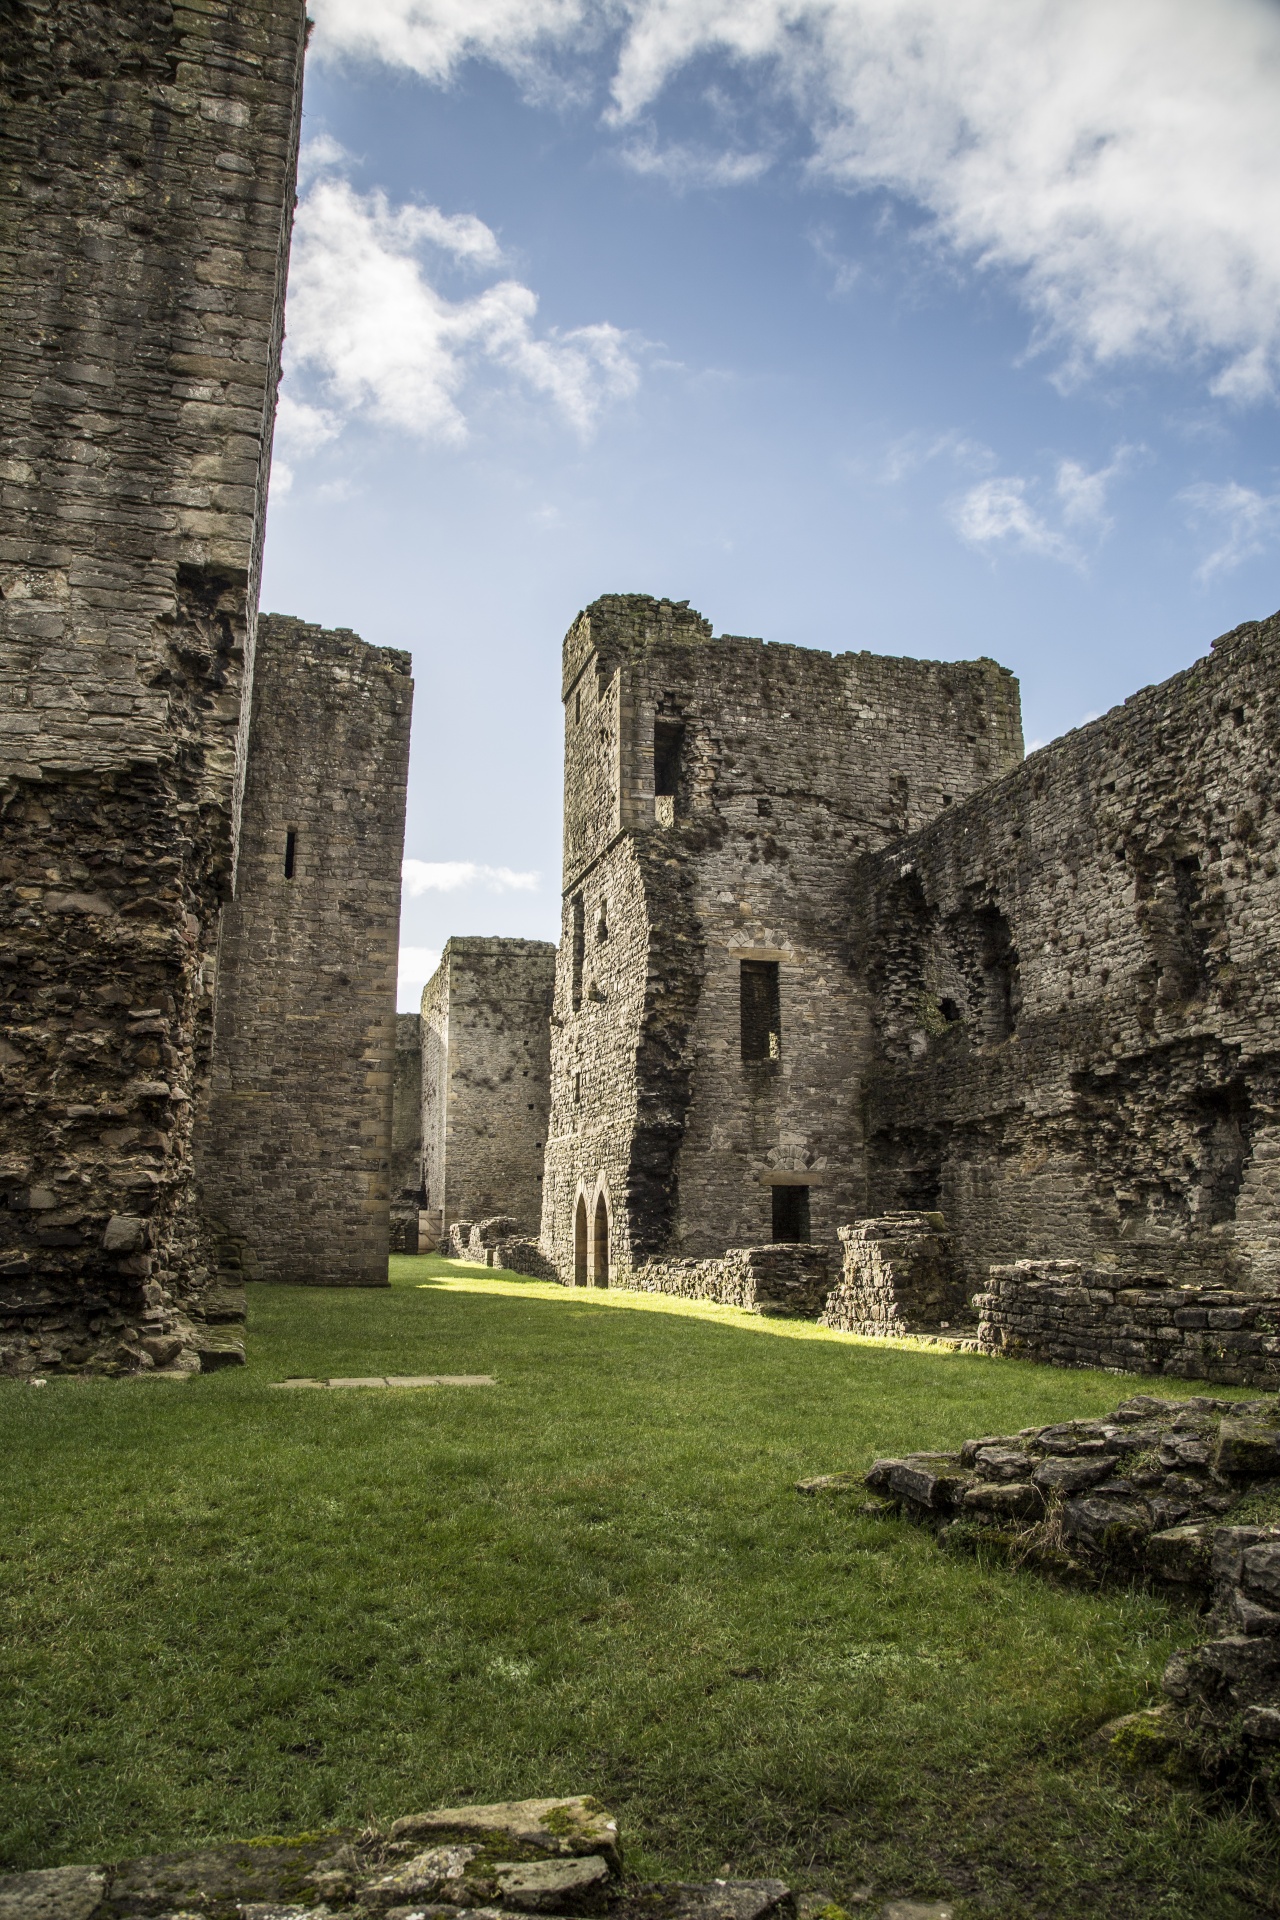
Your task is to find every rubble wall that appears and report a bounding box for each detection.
[198,617,412,1285]
[542,594,1023,1281]
[0,1,307,1369]
[421,938,556,1235]
[850,611,1280,1298]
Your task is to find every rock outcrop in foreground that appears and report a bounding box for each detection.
[0,1796,955,1920]
[823,1392,1280,1814]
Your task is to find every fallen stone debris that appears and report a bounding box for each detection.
[0,1798,950,1920]
[809,1392,1280,1814]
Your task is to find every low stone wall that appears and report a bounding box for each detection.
[843,1391,1280,1814]
[975,1260,1280,1388]
[821,1212,966,1335]
[626,1245,831,1317]
[443,1217,557,1279]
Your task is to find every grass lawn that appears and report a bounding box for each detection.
[3,1256,1278,1918]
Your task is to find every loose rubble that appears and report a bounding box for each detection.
[0,1796,947,1920]
[835,1392,1280,1812]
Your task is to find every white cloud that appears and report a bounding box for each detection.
[1180,481,1280,582]
[951,476,1075,566]
[619,138,773,190]
[402,859,541,894]
[281,173,640,457]
[950,447,1132,564]
[311,0,1280,401]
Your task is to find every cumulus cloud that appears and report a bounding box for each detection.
[310,0,1280,400]
[402,859,542,894]
[1180,481,1280,582]
[280,158,639,463]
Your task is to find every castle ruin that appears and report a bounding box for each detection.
[0,2,411,1373]
[523,593,1280,1383]
[538,595,1022,1283]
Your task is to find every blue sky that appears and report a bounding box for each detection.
[256,1,1280,1010]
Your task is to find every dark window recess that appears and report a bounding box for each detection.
[571,894,585,1010]
[772,1184,810,1243]
[939,997,961,1024]
[574,687,582,723]
[740,959,781,1063]
[283,829,296,879]
[654,721,684,798]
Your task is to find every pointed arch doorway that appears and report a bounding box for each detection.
[574,1196,588,1286]
[593,1193,610,1288]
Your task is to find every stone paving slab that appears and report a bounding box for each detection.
[270,1375,496,1390]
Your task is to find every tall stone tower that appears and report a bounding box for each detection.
[197,618,414,1288]
[0,3,307,1366]
[539,594,1023,1284]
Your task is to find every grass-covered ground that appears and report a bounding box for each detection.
[3,1256,1278,1917]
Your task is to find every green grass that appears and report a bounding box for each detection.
[2,1256,1277,1917]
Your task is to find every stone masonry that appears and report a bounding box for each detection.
[421,938,556,1241]
[198,617,412,1288]
[820,1213,967,1337]
[540,594,1022,1288]
[0,0,309,1369]
[390,1011,424,1252]
[975,1258,1280,1387]
[849,611,1280,1304]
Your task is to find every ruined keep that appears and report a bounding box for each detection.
[421,938,557,1244]
[539,594,1022,1286]
[198,618,412,1288]
[0,3,411,1372]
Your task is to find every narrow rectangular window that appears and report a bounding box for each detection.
[654,721,684,798]
[740,959,780,1063]
[772,1184,810,1243]
[571,894,585,1011]
[284,829,296,879]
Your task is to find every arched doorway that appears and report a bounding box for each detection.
[574,1196,588,1286]
[593,1193,610,1288]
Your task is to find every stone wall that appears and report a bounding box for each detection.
[625,1244,832,1316]
[851,611,1280,1301]
[975,1259,1280,1388]
[821,1212,967,1336]
[390,1012,423,1252]
[421,938,556,1236]
[197,617,412,1286]
[541,593,1023,1282]
[0,2,307,1368]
